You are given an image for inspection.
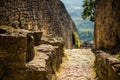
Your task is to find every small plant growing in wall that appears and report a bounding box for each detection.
[72,32,81,48]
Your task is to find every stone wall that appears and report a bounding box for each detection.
[94,0,120,49]
[0,28,64,80]
[0,0,77,48]
[95,51,120,80]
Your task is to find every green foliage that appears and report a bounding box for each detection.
[94,68,97,78]
[82,0,95,21]
[72,32,80,48]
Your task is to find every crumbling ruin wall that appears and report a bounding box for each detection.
[0,28,64,80]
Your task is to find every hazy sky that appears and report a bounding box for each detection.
[61,0,83,5]
[60,0,84,11]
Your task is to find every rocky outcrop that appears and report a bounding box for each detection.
[94,0,120,50]
[0,0,77,48]
[94,0,120,79]
[95,51,120,80]
[0,27,64,80]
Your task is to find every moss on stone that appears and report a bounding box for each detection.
[72,32,80,48]
[93,68,98,79]
[114,52,120,60]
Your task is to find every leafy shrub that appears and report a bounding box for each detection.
[72,32,80,48]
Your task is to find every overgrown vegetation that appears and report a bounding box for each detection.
[93,68,98,79]
[82,0,95,21]
[72,32,80,48]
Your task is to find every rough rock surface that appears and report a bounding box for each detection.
[40,37,65,69]
[94,0,120,79]
[0,0,77,48]
[56,49,95,80]
[94,0,120,50]
[0,32,26,80]
[26,44,64,80]
[0,27,64,80]
[95,51,120,80]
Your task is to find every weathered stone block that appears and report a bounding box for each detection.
[34,44,64,79]
[2,68,48,80]
[17,29,35,63]
[33,31,42,46]
[0,34,26,68]
[25,67,47,80]
[40,37,64,70]
[40,37,64,53]
[53,46,63,70]
[26,48,52,80]
[35,44,56,74]
[26,33,35,62]
[95,51,120,80]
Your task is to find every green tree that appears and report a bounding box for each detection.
[82,0,95,21]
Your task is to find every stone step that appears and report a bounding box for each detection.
[0,33,26,69]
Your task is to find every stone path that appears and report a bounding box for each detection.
[56,48,96,80]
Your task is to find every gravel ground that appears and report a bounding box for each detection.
[56,49,96,80]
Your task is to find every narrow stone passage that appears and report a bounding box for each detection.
[56,48,96,80]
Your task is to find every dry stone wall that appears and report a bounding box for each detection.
[0,0,77,48]
[0,27,64,80]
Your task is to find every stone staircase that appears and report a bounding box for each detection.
[0,27,64,80]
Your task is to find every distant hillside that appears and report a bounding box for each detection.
[61,0,94,43]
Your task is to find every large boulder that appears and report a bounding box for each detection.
[0,0,77,48]
[94,0,120,50]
